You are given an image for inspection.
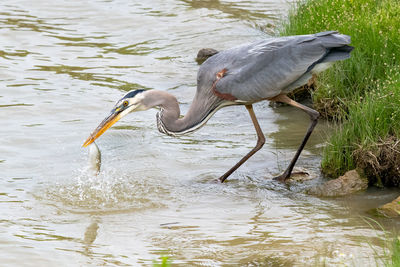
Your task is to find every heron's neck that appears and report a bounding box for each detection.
[143,90,225,136]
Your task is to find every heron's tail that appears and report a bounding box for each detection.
[322,45,354,62]
[308,31,354,74]
[315,31,354,62]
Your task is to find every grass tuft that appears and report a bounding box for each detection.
[388,237,400,267]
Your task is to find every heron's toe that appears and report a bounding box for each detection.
[272,172,291,183]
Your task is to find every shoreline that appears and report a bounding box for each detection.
[280,0,400,187]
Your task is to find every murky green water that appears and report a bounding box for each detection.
[1,0,399,266]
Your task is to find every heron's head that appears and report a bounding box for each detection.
[82,89,148,147]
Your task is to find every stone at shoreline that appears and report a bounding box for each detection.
[196,48,219,64]
[307,170,368,197]
[377,196,400,218]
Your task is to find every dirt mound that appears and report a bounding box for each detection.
[354,136,400,187]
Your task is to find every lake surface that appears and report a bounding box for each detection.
[1,0,399,266]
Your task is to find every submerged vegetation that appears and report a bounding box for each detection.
[153,256,172,267]
[281,0,400,183]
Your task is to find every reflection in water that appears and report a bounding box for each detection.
[1,0,399,266]
[0,11,66,33]
[103,40,162,56]
[83,221,99,255]
[182,0,275,20]
[0,49,29,59]
[181,0,280,33]
[32,64,147,90]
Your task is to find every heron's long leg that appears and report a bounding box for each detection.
[219,105,265,183]
[270,94,320,182]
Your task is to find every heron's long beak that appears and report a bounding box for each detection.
[82,109,123,147]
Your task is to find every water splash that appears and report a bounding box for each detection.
[41,167,171,214]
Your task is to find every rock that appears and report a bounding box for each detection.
[196,48,219,64]
[377,196,400,217]
[307,170,368,197]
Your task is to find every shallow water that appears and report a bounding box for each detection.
[1,0,399,266]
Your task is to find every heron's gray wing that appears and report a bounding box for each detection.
[197,31,352,102]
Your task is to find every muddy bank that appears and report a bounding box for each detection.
[354,136,400,187]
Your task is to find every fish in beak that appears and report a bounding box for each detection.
[82,108,123,147]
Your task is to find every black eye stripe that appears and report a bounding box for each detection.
[122,89,145,99]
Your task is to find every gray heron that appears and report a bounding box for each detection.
[83,31,353,183]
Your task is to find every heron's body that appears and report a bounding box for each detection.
[200,31,351,101]
[83,31,353,182]
[156,31,352,135]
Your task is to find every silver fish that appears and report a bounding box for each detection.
[88,142,101,175]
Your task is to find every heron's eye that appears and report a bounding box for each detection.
[123,100,129,107]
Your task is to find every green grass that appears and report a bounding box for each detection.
[377,227,400,267]
[282,0,400,107]
[357,217,400,267]
[281,0,400,180]
[387,236,400,267]
[321,72,400,181]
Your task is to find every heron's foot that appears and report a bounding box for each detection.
[273,171,291,183]
[219,176,227,183]
[218,171,233,183]
[273,171,310,183]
